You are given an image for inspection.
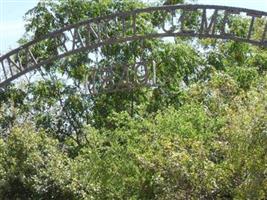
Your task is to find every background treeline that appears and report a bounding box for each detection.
[0,0,266,199]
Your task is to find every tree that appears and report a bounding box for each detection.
[1,0,195,140]
[0,125,81,199]
[0,0,266,198]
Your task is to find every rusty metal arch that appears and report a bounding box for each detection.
[1,4,267,88]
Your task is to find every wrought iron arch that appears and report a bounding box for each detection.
[1,4,267,88]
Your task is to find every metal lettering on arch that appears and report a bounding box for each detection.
[1,4,267,89]
[85,60,155,95]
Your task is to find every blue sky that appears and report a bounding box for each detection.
[1,0,267,54]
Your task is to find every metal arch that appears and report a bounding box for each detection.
[1,4,267,88]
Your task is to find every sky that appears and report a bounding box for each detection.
[1,0,267,54]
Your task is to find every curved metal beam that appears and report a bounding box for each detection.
[1,4,267,87]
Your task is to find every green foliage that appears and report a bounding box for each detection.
[0,0,266,199]
[0,125,81,199]
[0,74,266,199]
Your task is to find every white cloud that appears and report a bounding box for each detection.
[0,21,24,31]
[197,0,267,12]
[0,20,25,54]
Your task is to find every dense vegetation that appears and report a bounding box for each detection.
[0,0,266,199]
